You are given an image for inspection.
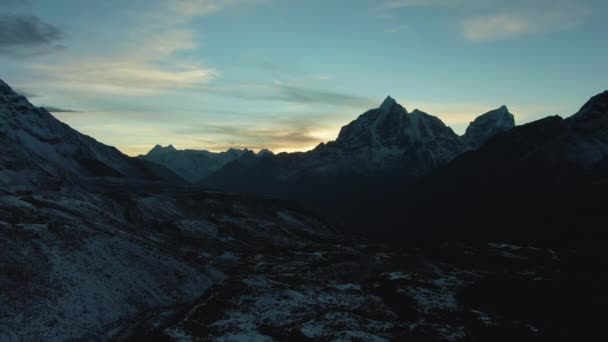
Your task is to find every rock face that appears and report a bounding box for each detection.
[0,80,182,190]
[462,105,515,149]
[140,145,250,183]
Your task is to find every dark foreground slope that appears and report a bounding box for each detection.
[405,91,608,245]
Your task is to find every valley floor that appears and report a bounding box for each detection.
[1,188,605,341]
[140,239,598,341]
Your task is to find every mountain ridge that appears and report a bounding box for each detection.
[198,97,515,198]
[143,97,515,190]
[0,79,184,190]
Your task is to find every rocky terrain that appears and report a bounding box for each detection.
[0,186,342,341]
[139,237,602,341]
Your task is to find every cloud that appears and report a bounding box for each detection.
[32,60,219,95]
[25,1,265,95]
[41,106,79,113]
[199,82,375,108]
[0,15,66,56]
[269,83,375,107]
[377,0,592,42]
[13,87,38,98]
[462,7,589,42]
[174,123,323,152]
[462,15,530,42]
[171,108,347,152]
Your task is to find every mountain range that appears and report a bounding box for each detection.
[140,145,261,183]
[2,77,608,340]
[141,90,608,242]
[145,96,515,200]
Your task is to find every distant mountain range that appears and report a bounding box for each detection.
[140,90,608,243]
[145,96,515,199]
[139,145,267,183]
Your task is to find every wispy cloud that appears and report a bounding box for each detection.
[197,82,375,108]
[175,123,322,150]
[0,15,66,57]
[171,108,351,152]
[41,105,79,113]
[13,87,38,98]
[462,8,589,42]
[462,15,530,42]
[269,82,374,107]
[377,0,592,42]
[26,0,266,95]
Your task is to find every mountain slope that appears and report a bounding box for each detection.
[0,79,183,190]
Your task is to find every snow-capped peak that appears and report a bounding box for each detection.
[463,106,515,149]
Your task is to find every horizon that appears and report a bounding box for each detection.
[2,0,607,155]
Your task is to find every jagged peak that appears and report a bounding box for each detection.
[380,96,396,110]
[475,105,514,121]
[463,106,516,149]
[378,95,409,115]
[147,144,177,155]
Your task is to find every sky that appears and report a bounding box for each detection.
[1,0,607,155]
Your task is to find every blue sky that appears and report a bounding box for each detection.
[2,0,607,155]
